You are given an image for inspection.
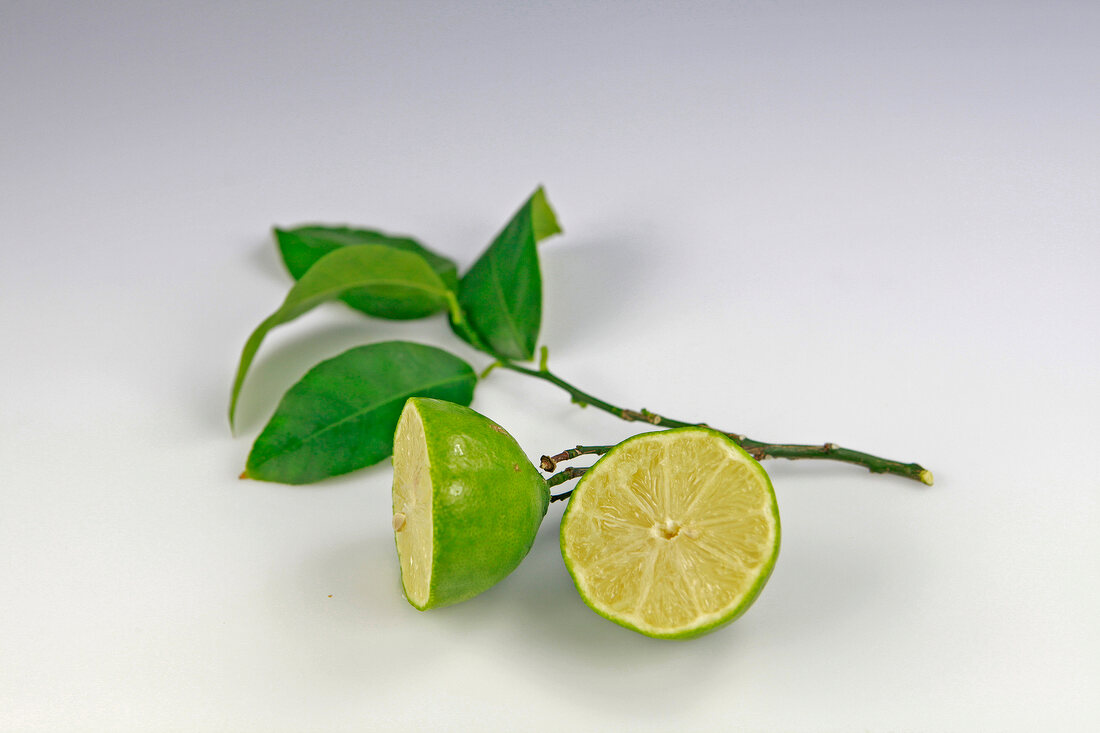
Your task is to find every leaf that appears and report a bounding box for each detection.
[274,226,459,319]
[452,186,562,360]
[229,244,462,429]
[243,341,476,484]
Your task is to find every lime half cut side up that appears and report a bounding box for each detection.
[392,398,549,610]
[560,427,780,639]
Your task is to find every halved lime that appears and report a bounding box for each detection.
[560,427,780,639]
[391,398,549,610]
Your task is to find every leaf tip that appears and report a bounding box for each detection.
[530,186,562,241]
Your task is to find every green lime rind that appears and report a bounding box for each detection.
[559,427,781,640]
[400,398,550,610]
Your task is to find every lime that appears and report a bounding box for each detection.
[560,427,780,639]
[391,398,549,610]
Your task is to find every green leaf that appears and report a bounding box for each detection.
[453,186,562,360]
[274,226,459,319]
[229,244,462,429]
[243,341,477,484]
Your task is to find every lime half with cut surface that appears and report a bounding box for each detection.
[560,427,780,639]
[391,398,549,610]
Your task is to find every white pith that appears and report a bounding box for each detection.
[562,431,779,635]
[392,403,433,607]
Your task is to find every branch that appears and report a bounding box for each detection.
[501,360,933,485]
[540,445,611,472]
[547,466,589,502]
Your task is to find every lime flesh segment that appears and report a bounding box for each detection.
[560,427,780,639]
[392,404,432,608]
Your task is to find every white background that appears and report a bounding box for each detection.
[2,2,1098,731]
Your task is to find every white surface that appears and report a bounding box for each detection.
[2,2,1098,731]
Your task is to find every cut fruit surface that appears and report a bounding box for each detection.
[560,427,780,639]
[391,398,549,610]
[391,404,433,607]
